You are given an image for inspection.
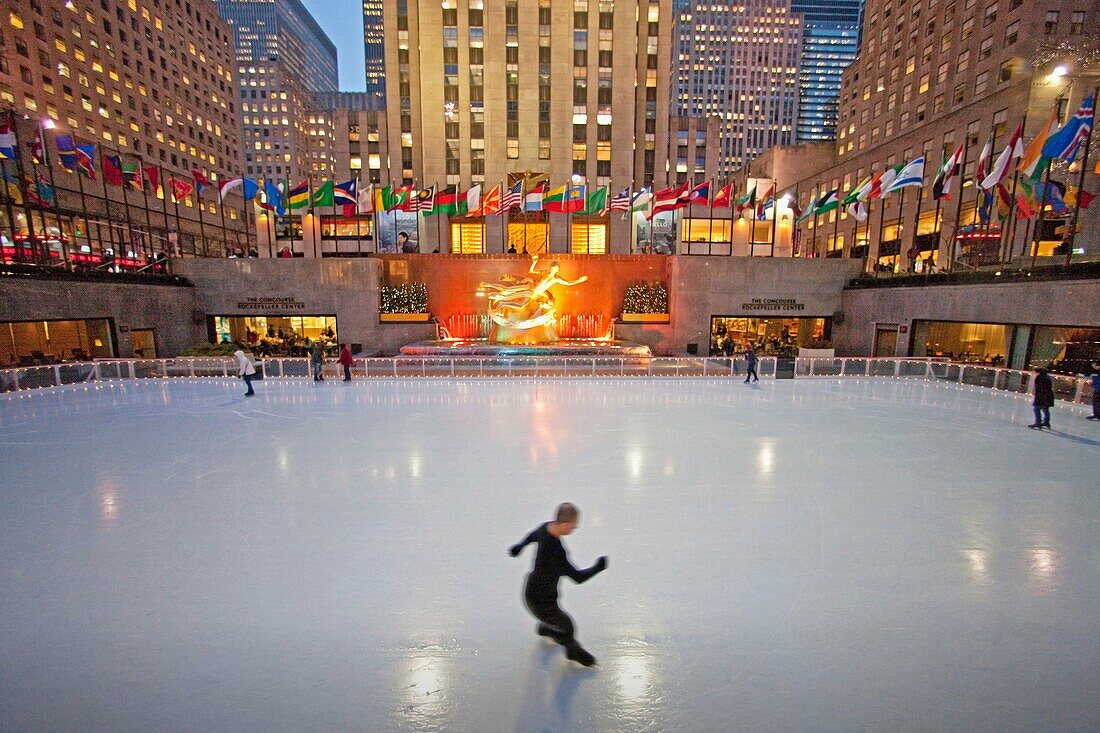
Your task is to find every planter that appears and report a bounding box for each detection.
[379,313,432,323]
[797,348,835,359]
[620,313,670,324]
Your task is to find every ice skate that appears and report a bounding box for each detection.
[565,645,597,667]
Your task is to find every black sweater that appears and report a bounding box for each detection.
[511,522,604,602]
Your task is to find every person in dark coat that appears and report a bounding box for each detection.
[310,341,325,382]
[743,345,759,383]
[1087,362,1100,421]
[338,343,354,381]
[1029,366,1054,429]
[510,503,607,667]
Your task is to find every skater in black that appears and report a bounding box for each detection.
[510,502,607,667]
[1029,366,1054,429]
[744,346,759,383]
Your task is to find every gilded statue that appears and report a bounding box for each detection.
[480,256,589,343]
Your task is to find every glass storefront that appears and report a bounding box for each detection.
[211,315,338,356]
[1,319,115,366]
[709,316,831,356]
[910,321,1100,374]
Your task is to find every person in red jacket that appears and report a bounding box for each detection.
[337,343,353,381]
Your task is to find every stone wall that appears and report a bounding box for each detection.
[836,278,1100,356]
[0,277,197,358]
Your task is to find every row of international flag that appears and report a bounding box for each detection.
[1,94,1093,227]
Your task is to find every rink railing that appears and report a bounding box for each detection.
[0,356,1093,405]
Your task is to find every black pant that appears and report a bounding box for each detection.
[1033,405,1050,426]
[525,590,581,653]
[243,373,255,395]
[342,364,351,381]
[1092,391,1099,418]
[745,365,758,382]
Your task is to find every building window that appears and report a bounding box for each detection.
[1069,11,1084,33]
[1044,11,1057,34]
[1004,20,1019,45]
[979,37,993,61]
[974,71,989,96]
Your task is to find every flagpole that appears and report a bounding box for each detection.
[928,194,942,273]
[1029,157,1054,270]
[134,155,156,261]
[108,147,138,260]
[909,150,926,273]
[830,201,838,260]
[500,179,506,253]
[6,111,40,253]
[707,179,715,255]
[217,180,229,261]
[38,121,67,266]
[750,201,757,258]
[948,138,971,271]
[1063,84,1098,266]
[873,185,888,274]
[0,158,17,262]
[769,196,777,257]
[998,114,1027,265]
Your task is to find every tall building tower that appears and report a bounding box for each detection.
[790,0,864,142]
[362,1,386,108]
[379,0,682,254]
[674,0,804,174]
[217,0,339,182]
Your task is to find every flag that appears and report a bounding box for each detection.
[122,162,142,190]
[257,179,284,214]
[102,154,124,186]
[219,177,259,202]
[543,184,568,211]
[884,157,925,194]
[1065,185,1095,210]
[648,182,689,219]
[356,183,374,214]
[171,177,195,204]
[286,179,310,209]
[711,183,734,208]
[843,177,873,220]
[1,172,22,204]
[933,143,965,200]
[1042,94,1094,163]
[995,182,1013,220]
[523,182,545,211]
[609,186,631,214]
[630,187,652,213]
[478,184,501,216]
[311,180,335,207]
[735,184,757,214]
[981,123,1024,190]
[75,144,96,178]
[500,181,523,212]
[562,183,586,213]
[0,118,15,160]
[334,178,357,206]
[381,184,411,211]
[755,184,775,218]
[789,193,805,222]
[977,189,993,224]
[795,188,816,222]
[144,166,161,196]
[1037,181,1069,214]
[191,169,211,197]
[869,164,902,200]
[29,126,45,164]
[55,134,77,172]
[813,189,840,214]
[1018,110,1059,181]
[34,175,55,206]
[975,134,994,185]
[584,185,608,215]
[431,186,469,215]
[681,181,710,207]
[410,186,436,212]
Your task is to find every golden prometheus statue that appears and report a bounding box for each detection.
[480,256,589,343]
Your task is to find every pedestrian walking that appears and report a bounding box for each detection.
[1086,362,1100,421]
[1029,366,1054,429]
[338,343,354,382]
[310,341,325,382]
[744,345,759,383]
[509,503,607,667]
[234,347,256,397]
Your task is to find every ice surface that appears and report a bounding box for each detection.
[1,377,1098,733]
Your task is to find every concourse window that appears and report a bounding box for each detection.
[709,316,831,356]
[211,316,338,356]
[1,319,115,366]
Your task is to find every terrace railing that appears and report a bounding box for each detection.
[0,356,1093,406]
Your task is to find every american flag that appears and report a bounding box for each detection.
[609,186,632,212]
[500,181,523,212]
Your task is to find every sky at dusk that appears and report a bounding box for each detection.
[300,0,366,91]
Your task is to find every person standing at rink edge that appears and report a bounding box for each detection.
[510,503,607,667]
[1029,366,1054,429]
[744,345,759,383]
[1086,362,1100,421]
[234,347,256,397]
[338,343,353,382]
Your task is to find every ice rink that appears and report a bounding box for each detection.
[1,377,1098,733]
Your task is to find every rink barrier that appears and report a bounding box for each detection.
[0,356,1093,405]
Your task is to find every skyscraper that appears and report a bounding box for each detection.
[217,0,339,182]
[674,0,804,174]
[790,0,864,142]
[362,1,386,107]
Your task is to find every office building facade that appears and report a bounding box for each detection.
[790,0,864,142]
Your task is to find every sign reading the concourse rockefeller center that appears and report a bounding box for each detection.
[235,297,306,311]
[741,298,806,312]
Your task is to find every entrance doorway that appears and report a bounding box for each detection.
[875,326,899,357]
[130,329,157,358]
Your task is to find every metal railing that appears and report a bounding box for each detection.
[0,356,1093,406]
